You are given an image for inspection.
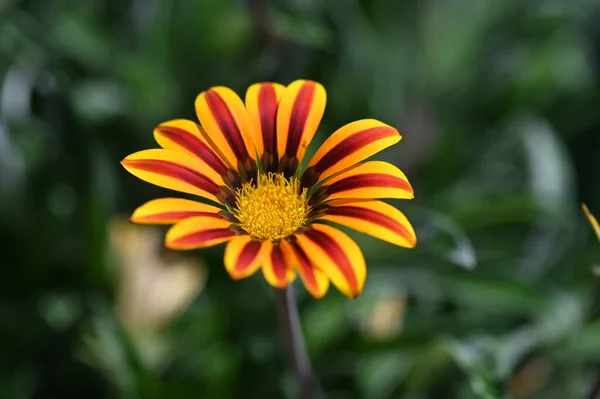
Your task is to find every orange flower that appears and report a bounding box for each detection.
[583,204,600,240]
[121,80,416,299]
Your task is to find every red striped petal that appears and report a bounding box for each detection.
[225,236,272,280]
[319,200,416,248]
[131,198,224,224]
[154,119,229,176]
[295,224,366,299]
[121,149,225,202]
[165,216,237,250]
[303,119,401,187]
[276,80,326,175]
[245,83,285,171]
[281,240,329,298]
[195,87,257,174]
[262,243,296,288]
[312,161,413,203]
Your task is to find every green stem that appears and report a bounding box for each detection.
[275,285,318,399]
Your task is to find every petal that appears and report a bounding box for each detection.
[583,203,600,240]
[195,86,256,170]
[154,119,229,176]
[165,216,237,250]
[294,224,366,299]
[276,80,326,175]
[317,200,417,248]
[131,198,224,225]
[303,119,401,187]
[224,236,272,280]
[312,161,414,203]
[245,82,285,171]
[121,149,225,202]
[261,243,296,288]
[280,240,329,299]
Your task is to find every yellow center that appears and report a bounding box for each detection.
[234,173,310,241]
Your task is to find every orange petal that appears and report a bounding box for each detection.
[303,119,401,187]
[121,149,225,202]
[276,80,326,174]
[245,82,285,171]
[154,119,230,177]
[317,200,417,248]
[165,216,237,250]
[261,243,296,288]
[313,161,413,203]
[195,86,256,170]
[295,224,366,299]
[130,198,225,225]
[280,240,329,299]
[583,203,600,240]
[224,236,272,280]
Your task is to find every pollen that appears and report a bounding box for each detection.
[234,173,310,241]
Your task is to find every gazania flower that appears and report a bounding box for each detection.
[121,80,416,299]
[583,204,600,240]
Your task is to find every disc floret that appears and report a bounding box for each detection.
[234,173,310,241]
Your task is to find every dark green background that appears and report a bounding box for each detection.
[1,0,600,398]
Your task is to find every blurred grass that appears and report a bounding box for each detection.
[1,0,600,398]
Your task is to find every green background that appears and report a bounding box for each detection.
[1,0,599,398]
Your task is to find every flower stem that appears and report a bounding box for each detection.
[275,285,318,399]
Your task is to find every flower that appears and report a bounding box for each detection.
[582,203,600,241]
[121,80,416,299]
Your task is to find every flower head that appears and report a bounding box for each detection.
[121,80,416,299]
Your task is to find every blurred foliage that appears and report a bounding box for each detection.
[1,0,600,398]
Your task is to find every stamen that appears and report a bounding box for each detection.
[234,173,309,241]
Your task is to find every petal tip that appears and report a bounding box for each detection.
[391,235,417,248]
[164,228,182,249]
[228,271,246,280]
[228,265,261,281]
[164,237,180,250]
[272,280,292,289]
[347,290,361,300]
[164,241,181,251]
[129,212,151,225]
[407,236,417,248]
[310,292,327,300]
[403,228,418,248]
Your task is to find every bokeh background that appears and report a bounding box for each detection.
[1,0,600,398]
